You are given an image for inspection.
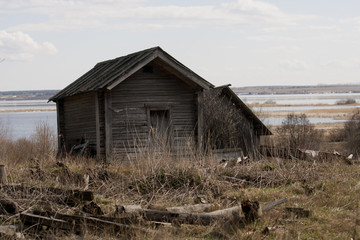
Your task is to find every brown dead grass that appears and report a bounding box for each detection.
[1,145,359,239]
[1,110,360,239]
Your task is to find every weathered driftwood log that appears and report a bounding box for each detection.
[140,208,241,225]
[166,204,218,214]
[116,199,286,226]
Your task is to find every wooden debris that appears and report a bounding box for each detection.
[262,198,287,212]
[0,184,94,202]
[241,199,261,222]
[139,208,234,225]
[21,210,154,236]
[20,211,74,231]
[115,205,143,214]
[166,203,218,213]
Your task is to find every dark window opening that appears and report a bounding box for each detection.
[150,110,170,135]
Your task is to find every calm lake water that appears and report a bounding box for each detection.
[0,100,56,139]
[239,92,360,105]
[0,93,356,139]
[0,111,57,140]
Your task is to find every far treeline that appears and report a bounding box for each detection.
[233,84,360,95]
[0,90,59,100]
[3,84,360,100]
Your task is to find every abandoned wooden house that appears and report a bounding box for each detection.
[49,47,271,161]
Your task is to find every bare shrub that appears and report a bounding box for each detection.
[341,110,360,155]
[31,120,56,159]
[276,113,322,150]
[203,88,256,155]
[336,98,356,105]
[0,120,56,167]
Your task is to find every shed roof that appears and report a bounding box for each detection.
[215,85,272,136]
[50,46,213,101]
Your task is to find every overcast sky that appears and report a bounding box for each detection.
[1,0,360,91]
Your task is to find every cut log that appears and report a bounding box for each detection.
[166,204,218,213]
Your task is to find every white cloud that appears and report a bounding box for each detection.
[263,45,301,54]
[322,59,360,69]
[0,30,57,61]
[247,35,296,42]
[1,0,313,32]
[279,59,309,71]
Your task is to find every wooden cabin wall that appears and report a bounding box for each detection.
[97,92,106,157]
[61,92,97,152]
[110,62,197,156]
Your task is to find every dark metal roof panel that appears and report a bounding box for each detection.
[49,47,158,101]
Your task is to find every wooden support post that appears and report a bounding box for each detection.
[56,101,62,154]
[105,91,113,162]
[0,165,7,184]
[197,91,204,152]
[95,92,101,160]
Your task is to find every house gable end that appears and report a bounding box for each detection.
[106,48,213,91]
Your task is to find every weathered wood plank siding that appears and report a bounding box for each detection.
[62,92,97,152]
[110,62,197,155]
[97,92,106,157]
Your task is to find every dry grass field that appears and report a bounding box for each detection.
[0,102,360,239]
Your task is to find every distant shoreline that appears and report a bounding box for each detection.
[0,109,56,113]
[232,84,360,95]
[2,84,360,100]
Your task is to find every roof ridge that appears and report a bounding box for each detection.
[95,46,160,67]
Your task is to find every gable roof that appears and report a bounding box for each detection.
[50,46,214,101]
[214,85,272,136]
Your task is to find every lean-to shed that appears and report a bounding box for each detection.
[50,47,271,161]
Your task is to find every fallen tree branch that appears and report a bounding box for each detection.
[261,198,287,212]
